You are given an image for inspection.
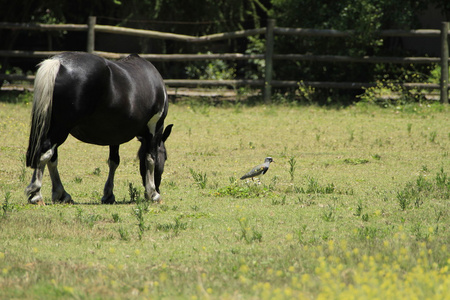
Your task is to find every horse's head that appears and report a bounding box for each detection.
[153,124,173,193]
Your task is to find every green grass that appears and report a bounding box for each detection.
[0,99,449,299]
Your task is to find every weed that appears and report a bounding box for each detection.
[435,167,450,199]
[84,214,101,229]
[397,190,412,210]
[166,180,177,188]
[348,129,355,142]
[321,208,335,222]
[214,182,271,198]
[267,175,279,191]
[133,205,146,240]
[354,200,363,216]
[74,177,83,184]
[92,167,101,176]
[296,225,308,244]
[75,207,83,221]
[128,182,141,203]
[237,217,262,243]
[298,176,335,194]
[2,191,12,218]
[435,167,448,189]
[407,123,412,134]
[288,156,296,182]
[415,175,433,193]
[131,190,152,240]
[190,168,207,189]
[372,154,381,160]
[112,213,121,223]
[118,227,130,241]
[357,226,378,240]
[160,204,170,212]
[429,131,437,143]
[315,133,321,142]
[343,158,369,165]
[272,195,287,205]
[397,169,449,210]
[75,208,101,228]
[156,217,188,235]
[361,213,369,222]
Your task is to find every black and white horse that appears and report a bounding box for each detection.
[25,52,172,205]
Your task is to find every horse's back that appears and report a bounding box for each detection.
[50,52,167,145]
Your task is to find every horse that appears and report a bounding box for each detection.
[25,52,172,205]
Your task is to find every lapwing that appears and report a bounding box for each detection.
[240,157,274,181]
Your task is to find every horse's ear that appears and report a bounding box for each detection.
[162,124,173,142]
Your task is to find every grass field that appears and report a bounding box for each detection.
[0,98,449,299]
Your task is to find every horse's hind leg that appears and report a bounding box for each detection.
[101,145,119,204]
[47,148,73,204]
[25,145,56,205]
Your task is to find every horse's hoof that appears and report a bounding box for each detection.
[53,191,73,204]
[28,195,45,205]
[152,193,161,203]
[101,194,116,204]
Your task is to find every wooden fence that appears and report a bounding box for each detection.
[0,17,449,103]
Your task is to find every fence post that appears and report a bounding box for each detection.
[87,16,96,53]
[440,22,449,104]
[264,19,275,104]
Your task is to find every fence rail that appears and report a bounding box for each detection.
[0,17,449,103]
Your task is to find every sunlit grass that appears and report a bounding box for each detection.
[0,100,449,299]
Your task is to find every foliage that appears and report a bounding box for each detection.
[268,0,444,97]
[397,168,450,210]
[428,64,450,84]
[357,62,445,107]
[185,54,236,80]
[2,1,449,102]
[0,0,269,33]
[214,182,273,198]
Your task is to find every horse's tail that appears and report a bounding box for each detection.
[26,58,61,168]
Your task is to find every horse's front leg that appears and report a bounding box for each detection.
[139,141,160,203]
[101,145,119,204]
[47,148,72,204]
[25,145,56,205]
[144,153,160,202]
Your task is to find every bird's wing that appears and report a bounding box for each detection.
[250,165,266,175]
[241,164,267,179]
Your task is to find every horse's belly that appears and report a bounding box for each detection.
[70,124,139,146]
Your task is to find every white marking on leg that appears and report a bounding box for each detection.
[144,153,160,202]
[147,108,164,135]
[25,145,56,205]
[26,165,46,204]
[144,107,165,202]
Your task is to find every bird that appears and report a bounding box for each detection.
[240,157,274,181]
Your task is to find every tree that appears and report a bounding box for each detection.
[267,0,440,96]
